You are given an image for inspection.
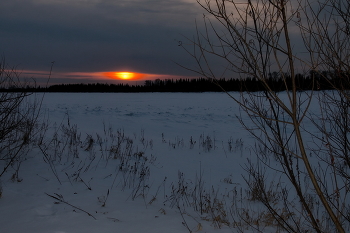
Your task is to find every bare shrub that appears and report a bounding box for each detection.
[0,60,42,181]
[182,0,350,232]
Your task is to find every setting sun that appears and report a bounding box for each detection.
[116,72,134,80]
[104,71,146,81]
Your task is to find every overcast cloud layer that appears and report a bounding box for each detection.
[0,0,204,82]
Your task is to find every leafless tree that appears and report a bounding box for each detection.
[0,60,43,181]
[182,0,349,232]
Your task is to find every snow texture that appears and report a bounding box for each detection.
[0,92,312,233]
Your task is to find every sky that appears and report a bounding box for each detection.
[0,0,205,85]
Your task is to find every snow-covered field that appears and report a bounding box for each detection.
[0,92,323,233]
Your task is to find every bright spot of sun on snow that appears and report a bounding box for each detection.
[115,72,134,80]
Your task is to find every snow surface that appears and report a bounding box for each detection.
[0,92,291,233]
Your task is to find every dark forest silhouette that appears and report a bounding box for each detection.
[2,71,349,92]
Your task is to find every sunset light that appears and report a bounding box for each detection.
[103,71,146,81]
[116,72,134,80]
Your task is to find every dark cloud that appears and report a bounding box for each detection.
[0,0,202,78]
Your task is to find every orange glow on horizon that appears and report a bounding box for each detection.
[117,72,133,79]
[104,72,146,80]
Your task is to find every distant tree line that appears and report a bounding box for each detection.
[1,71,349,92]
